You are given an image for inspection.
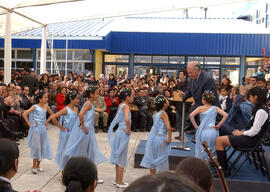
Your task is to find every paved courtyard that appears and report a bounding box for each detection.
[11,124,179,192]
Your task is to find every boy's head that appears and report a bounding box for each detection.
[257,77,266,89]
[219,86,229,97]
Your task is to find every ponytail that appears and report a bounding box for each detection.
[66,180,82,192]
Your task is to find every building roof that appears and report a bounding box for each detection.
[14,16,270,40]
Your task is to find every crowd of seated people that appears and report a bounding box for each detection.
[1,66,270,146]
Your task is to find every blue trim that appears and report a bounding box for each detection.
[32,48,36,70]
[108,32,270,56]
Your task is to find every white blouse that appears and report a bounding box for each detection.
[243,109,268,137]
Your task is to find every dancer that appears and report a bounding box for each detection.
[22,91,54,174]
[140,95,172,175]
[189,90,228,160]
[108,88,134,188]
[64,86,107,183]
[45,91,79,170]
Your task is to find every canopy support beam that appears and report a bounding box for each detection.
[40,25,47,74]
[4,11,12,85]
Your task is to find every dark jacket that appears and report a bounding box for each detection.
[0,178,17,192]
[107,79,117,88]
[184,70,219,111]
[19,94,32,110]
[134,96,151,111]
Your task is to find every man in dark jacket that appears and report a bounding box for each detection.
[134,88,153,131]
[179,62,219,134]
[19,86,33,111]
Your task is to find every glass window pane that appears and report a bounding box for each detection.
[169,56,185,64]
[74,50,91,61]
[153,56,168,64]
[223,67,239,86]
[56,50,72,60]
[246,57,262,65]
[205,57,220,65]
[117,66,129,77]
[134,55,151,63]
[17,50,33,59]
[188,56,204,65]
[105,65,116,78]
[16,61,33,69]
[160,68,177,77]
[222,57,240,65]
[246,68,256,76]
[104,54,129,63]
[134,66,157,77]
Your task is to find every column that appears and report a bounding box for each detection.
[32,48,36,70]
[40,25,47,74]
[95,50,103,79]
[4,12,12,84]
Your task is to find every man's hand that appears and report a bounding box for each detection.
[177,90,185,98]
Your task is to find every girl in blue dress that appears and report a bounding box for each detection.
[189,90,228,160]
[45,91,79,170]
[22,91,54,174]
[108,88,134,188]
[64,86,107,183]
[140,95,172,175]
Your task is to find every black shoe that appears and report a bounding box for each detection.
[16,142,20,146]
[21,132,27,137]
[15,138,20,142]
[174,136,180,140]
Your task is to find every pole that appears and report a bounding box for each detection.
[4,11,12,85]
[40,25,47,74]
[65,34,68,76]
[171,102,191,151]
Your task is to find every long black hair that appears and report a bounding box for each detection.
[83,86,98,98]
[34,90,46,103]
[64,91,78,105]
[62,157,97,192]
[247,86,267,115]
[118,88,132,103]
[154,95,167,111]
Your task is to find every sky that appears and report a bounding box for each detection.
[0,0,260,23]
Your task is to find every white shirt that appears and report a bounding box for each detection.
[0,176,11,183]
[243,109,269,137]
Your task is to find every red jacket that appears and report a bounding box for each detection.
[105,96,119,114]
[56,93,66,111]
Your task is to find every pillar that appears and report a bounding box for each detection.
[4,12,12,84]
[40,25,47,74]
[95,50,103,79]
[240,56,246,86]
[129,54,134,79]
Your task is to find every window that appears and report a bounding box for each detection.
[134,55,152,63]
[205,57,220,65]
[188,56,204,65]
[169,56,185,64]
[246,57,262,65]
[153,56,168,64]
[104,54,129,63]
[74,50,91,61]
[17,50,32,59]
[222,57,240,65]
[56,50,72,60]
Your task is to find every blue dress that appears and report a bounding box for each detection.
[28,105,53,161]
[55,107,78,170]
[64,102,107,165]
[140,111,171,172]
[195,106,218,160]
[108,104,131,168]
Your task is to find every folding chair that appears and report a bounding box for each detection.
[227,122,270,181]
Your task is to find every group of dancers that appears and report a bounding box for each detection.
[22,84,232,188]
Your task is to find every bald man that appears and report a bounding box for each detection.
[179,62,219,134]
